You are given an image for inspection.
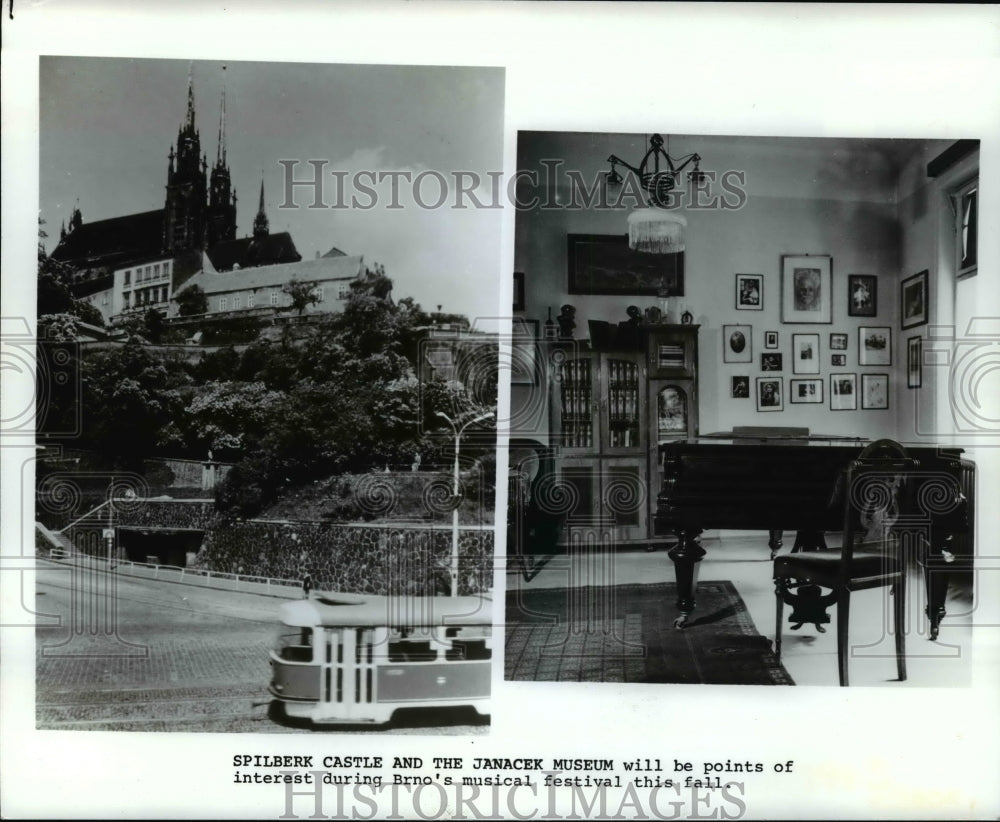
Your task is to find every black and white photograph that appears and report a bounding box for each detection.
[761,352,783,372]
[790,378,824,404]
[735,273,763,310]
[781,254,832,323]
[859,325,892,366]
[31,56,503,735]
[847,274,877,317]
[901,269,929,329]
[791,333,820,374]
[830,373,858,411]
[723,323,753,363]
[755,376,783,411]
[4,6,999,822]
[862,373,889,410]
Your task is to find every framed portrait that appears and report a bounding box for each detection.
[731,376,750,398]
[831,354,847,366]
[761,352,783,372]
[735,273,763,310]
[781,254,832,323]
[792,333,820,374]
[862,373,889,410]
[568,233,684,296]
[830,332,848,350]
[847,274,877,317]
[513,271,525,312]
[790,378,824,404]
[859,326,891,366]
[509,319,539,385]
[764,331,779,349]
[901,269,928,329]
[830,373,857,411]
[723,324,752,363]
[907,336,922,389]
[756,377,783,412]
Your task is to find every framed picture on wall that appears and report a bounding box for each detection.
[781,254,832,323]
[735,274,763,310]
[567,233,684,296]
[731,376,750,398]
[792,333,820,374]
[862,373,889,409]
[907,336,922,388]
[509,319,539,385]
[831,354,847,367]
[764,331,779,349]
[830,332,848,350]
[723,324,752,363]
[756,377,783,412]
[513,271,525,312]
[859,326,891,366]
[761,352,783,372]
[790,378,824,404]
[847,274,877,317]
[831,373,857,410]
[901,269,929,329]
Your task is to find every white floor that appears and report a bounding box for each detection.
[507,532,974,687]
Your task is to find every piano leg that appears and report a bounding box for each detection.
[923,558,952,642]
[768,530,783,559]
[791,531,827,553]
[667,528,706,629]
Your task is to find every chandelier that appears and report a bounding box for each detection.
[606,134,705,254]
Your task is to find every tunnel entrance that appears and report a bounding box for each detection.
[117,527,205,567]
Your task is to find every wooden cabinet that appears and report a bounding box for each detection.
[549,325,699,544]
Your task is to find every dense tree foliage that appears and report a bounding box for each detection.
[175,284,208,317]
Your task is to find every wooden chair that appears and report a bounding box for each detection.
[773,439,921,686]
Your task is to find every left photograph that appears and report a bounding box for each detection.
[34,56,505,733]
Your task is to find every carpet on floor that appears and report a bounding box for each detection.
[505,581,794,685]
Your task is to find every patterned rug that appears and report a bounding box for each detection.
[504,581,794,685]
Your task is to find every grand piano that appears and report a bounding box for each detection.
[653,428,974,635]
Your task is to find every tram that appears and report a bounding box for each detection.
[269,592,492,724]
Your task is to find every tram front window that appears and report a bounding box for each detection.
[277,628,313,662]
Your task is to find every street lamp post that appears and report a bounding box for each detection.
[436,409,493,596]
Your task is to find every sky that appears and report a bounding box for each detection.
[39,56,506,324]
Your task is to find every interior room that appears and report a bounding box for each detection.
[505,131,984,687]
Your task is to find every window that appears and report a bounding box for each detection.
[122,292,130,308]
[316,287,324,303]
[219,297,227,311]
[954,177,978,279]
[233,295,241,310]
[124,270,131,285]
[270,291,279,306]
[161,286,169,303]
[154,263,161,277]
[337,284,351,299]
[248,293,255,308]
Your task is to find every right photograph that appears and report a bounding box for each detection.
[505,131,979,688]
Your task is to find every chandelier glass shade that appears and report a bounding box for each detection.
[627,208,686,254]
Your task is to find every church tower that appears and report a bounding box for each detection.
[252,176,270,239]
[163,67,208,253]
[206,84,237,246]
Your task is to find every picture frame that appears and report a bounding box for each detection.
[830,373,857,411]
[781,254,832,323]
[792,333,820,374]
[735,273,763,310]
[761,352,783,372]
[567,233,684,296]
[756,377,783,412]
[847,274,877,317]
[723,324,752,363]
[764,331,779,349]
[731,376,750,399]
[901,269,928,329]
[790,378,824,404]
[513,271,525,312]
[907,335,922,389]
[859,326,891,366]
[509,318,539,385]
[862,373,889,410]
[831,354,847,367]
[829,332,848,350]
